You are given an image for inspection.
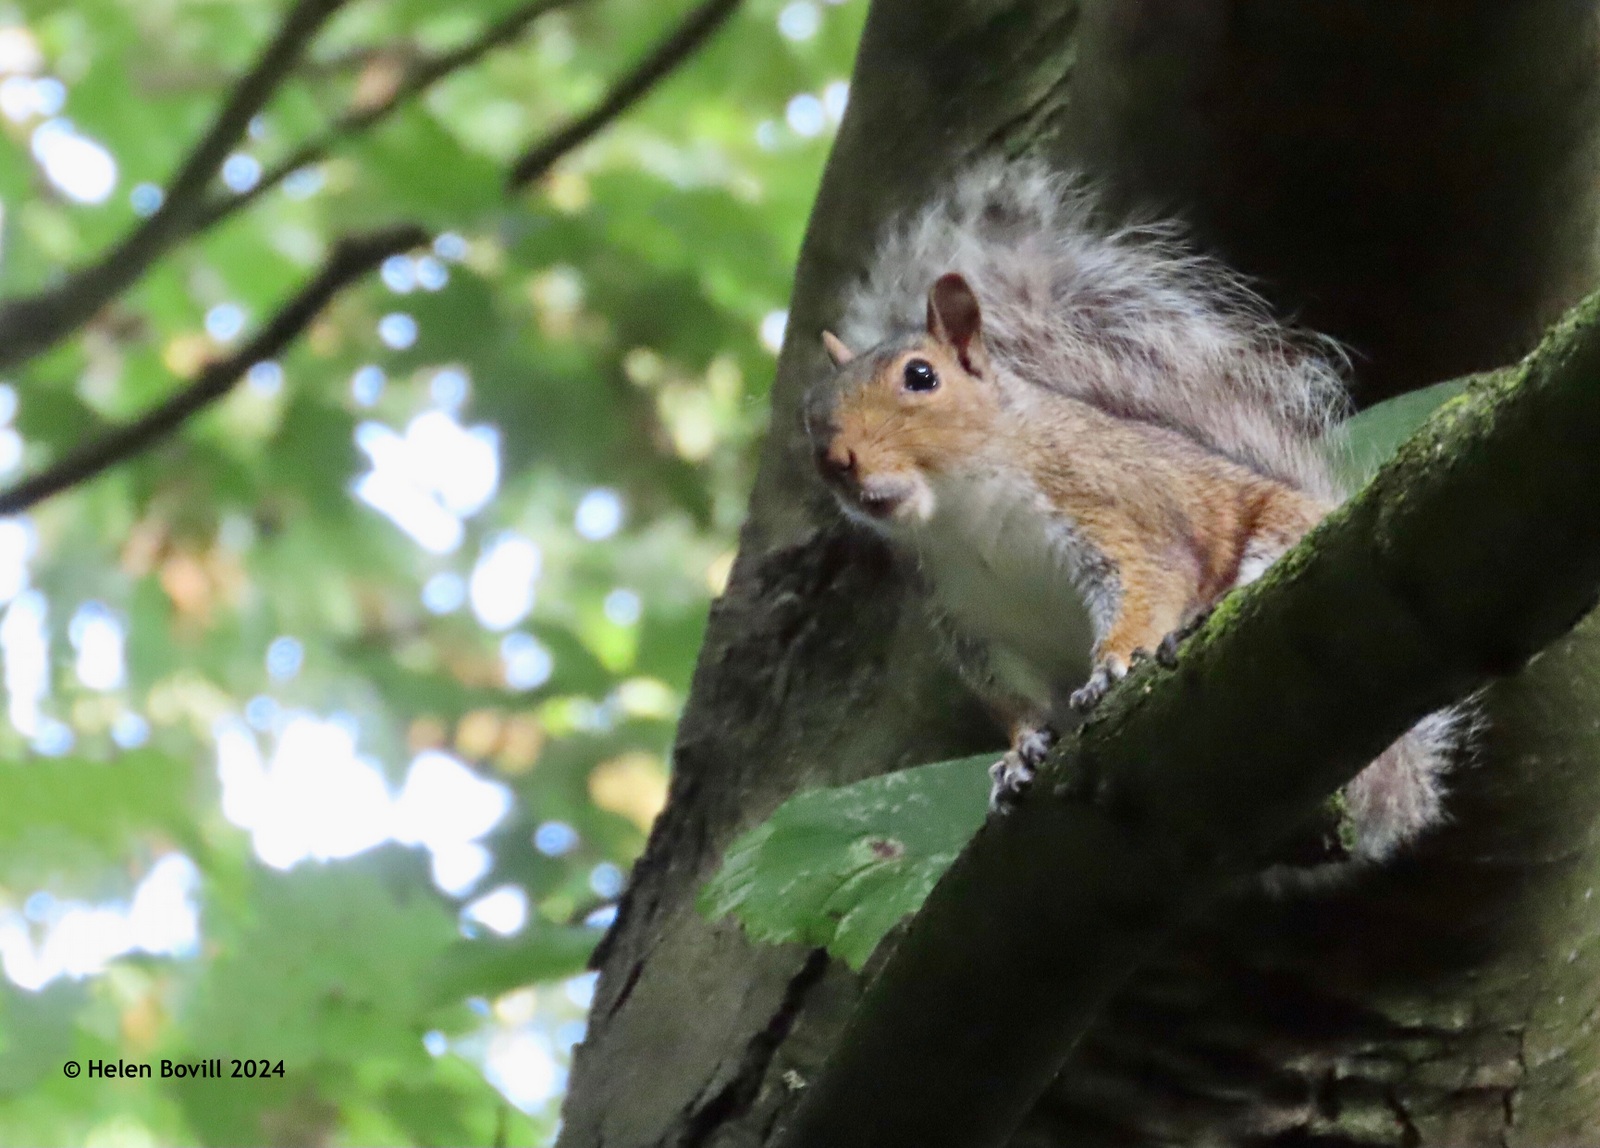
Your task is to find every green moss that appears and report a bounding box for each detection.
[1327,788,1359,855]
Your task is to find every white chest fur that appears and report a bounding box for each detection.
[905,471,1101,711]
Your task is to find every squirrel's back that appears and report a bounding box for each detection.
[836,159,1349,501]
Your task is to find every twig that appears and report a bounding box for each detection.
[0,0,352,374]
[0,225,428,516]
[507,0,742,189]
[193,0,582,233]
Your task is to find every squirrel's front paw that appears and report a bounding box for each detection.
[1155,631,1182,669]
[1156,605,1218,668]
[988,751,1034,813]
[988,725,1055,813]
[1014,725,1056,769]
[1070,659,1127,712]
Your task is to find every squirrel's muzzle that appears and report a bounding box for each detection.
[803,378,927,523]
[816,442,856,483]
[803,385,851,485]
[813,443,918,522]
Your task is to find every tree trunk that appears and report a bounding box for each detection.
[557,2,1600,1144]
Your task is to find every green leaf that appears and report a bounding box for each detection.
[699,755,995,970]
[0,750,196,875]
[1325,378,1471,490]
[342,106,502,224]
[425,928,598,1006]
[0,980,86,1098]
[182,847,458,1068]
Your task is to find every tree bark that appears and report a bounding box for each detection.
[557,3,1600,1145]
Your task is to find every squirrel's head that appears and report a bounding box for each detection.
[805,272,998,528]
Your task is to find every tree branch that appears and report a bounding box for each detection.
[0,224,428,516]
[773,289,1600,1148]
[192,0,583,233]
[0,0,351,375]
[0,0,723,377]
[507,0,742,190]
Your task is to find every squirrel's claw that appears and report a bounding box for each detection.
[1155,632,1182,669]
[1070,659,1127,712]
[988,725,1057,813]
[1156,604,1218,668]
[1069,676,1108,712]
[988,752,1035,813]
[1014,725,1056,768]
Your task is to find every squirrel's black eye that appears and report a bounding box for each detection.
[902,359,939,393]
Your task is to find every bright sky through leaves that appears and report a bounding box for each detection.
[0,0,866,1140]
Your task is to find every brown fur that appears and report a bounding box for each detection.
[834,159,1349,501]
[816,290,1329,684]
[1017,403,1327,673]
[808,259,1462,865]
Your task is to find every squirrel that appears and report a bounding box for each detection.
[803,159,1466,868]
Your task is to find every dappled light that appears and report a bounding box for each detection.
[0,0,865,1142]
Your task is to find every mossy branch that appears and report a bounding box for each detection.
[774,290,1600,1148]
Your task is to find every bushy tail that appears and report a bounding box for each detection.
[1344,705,1474,863]
[1255,704,1474,896]
[837,157,1350,500]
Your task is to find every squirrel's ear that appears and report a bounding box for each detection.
[926,273,988,376]
[821,330,855,367]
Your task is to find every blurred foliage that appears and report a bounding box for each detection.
[0,0,866,1143]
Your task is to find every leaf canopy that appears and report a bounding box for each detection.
[0,0,866,1141]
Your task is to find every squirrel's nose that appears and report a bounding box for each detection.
[816,442,857,482]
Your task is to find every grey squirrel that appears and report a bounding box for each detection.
[804,158,1466,867]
